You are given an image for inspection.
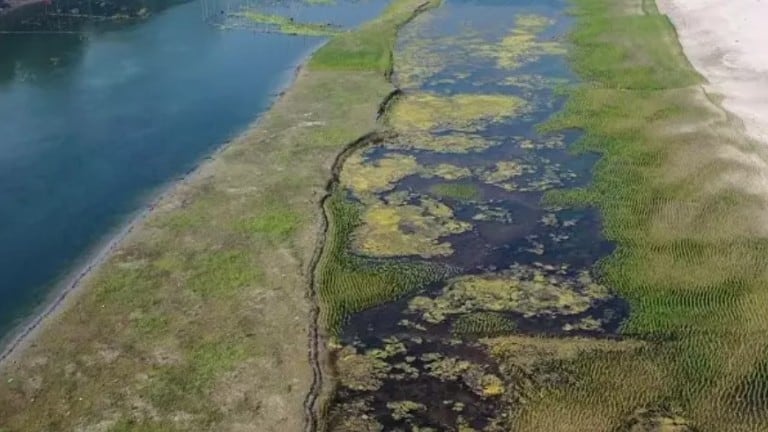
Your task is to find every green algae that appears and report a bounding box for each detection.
[233,11,341,36]
[389,93,525,132]
[408,265,611,323]
[353,196,471,258]
[429,182,482,201]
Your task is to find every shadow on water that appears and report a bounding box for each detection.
[327,0,630,429]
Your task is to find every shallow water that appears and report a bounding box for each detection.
[328,0,627,429]
[0,0,386,340]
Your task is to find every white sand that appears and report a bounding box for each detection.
[658,0,768,144]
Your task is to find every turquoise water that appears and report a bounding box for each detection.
[0,0,385,340]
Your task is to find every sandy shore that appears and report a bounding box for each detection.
[658,0,768,144]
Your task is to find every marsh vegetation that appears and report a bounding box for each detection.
[319,0,768,429]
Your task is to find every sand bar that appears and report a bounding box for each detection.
[658,0,768,144]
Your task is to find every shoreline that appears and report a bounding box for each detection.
[0,45,317,369]
[0,0,414,423]
[658,0,768,146]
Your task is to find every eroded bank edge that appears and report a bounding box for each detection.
[303,2,439,431]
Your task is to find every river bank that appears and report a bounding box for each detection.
[658,0,768,145]
[0,0,421,430]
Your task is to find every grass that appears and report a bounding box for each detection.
[317,190,455,334]
[512,0,768,429]
[0,0,434,430]
[310,0,440,73]
[429,182,482,201]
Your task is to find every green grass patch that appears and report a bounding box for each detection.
[567,0,701,89]
[310,0,440,73]
[513,0,768,428]
[236,205,302,241]
[318,190,455,335]
[452,312,516,338]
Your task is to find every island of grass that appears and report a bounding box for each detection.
[0,0,436,430]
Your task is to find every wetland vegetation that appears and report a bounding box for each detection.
[1,0,766,429]
[319,0,768,429]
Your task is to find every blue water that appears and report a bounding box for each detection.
[0,0,385,340]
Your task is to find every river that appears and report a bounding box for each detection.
[0,0,385,342]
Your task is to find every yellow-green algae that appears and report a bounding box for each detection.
[389,92,525,132]
[394,11,447,88]
[621,407,694,432]
[473,14,566,70]
[335,345,391,391]
[340,149,472,199]
[408,265,610,323]
[386,131,501,153]
[387,400,426,420]
[353,195,471,258]
[471,205,514,223]
[477,160,531,191]
[340,152,421,195]
[394,12,565,87]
